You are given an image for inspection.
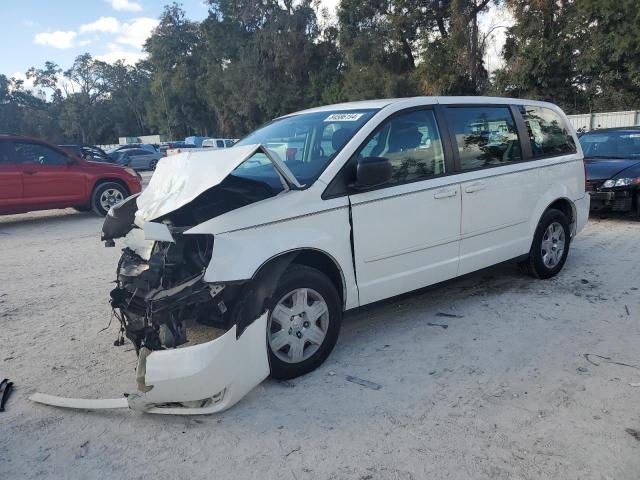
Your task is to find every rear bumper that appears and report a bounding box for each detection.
[574,194,590,236]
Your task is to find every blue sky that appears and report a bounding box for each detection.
[1,0,506,86]
[0,0,213,80]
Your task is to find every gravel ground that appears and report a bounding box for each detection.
[0,206,639,480]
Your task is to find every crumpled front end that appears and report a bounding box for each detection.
[30,146,289,414]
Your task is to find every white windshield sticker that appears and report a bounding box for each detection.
[324,113,364,122]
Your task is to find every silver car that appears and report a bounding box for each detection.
[115,148,163,170]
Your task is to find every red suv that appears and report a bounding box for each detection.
[0,135,142,216]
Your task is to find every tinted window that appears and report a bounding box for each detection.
[519,106,576,156]
[216,140,225,148]
[14,142,68,165]
[579,131,640,158]
[356,109,446,185]
[224,139,235,147]
[127,149,148,156]
[446,107,522,170]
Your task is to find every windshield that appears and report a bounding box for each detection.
[579,131,640,158]
[234,109,378,185]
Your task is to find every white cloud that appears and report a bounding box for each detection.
[95,50,146,65]
[108,0,143,12]
[80,16,121,34]
[116,17,159,49]
[34,30,77,49]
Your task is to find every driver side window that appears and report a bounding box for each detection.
[357,109,446,185]
[14,142,68,165]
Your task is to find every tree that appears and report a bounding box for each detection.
[491,0,585,112]
[573,0,640,111]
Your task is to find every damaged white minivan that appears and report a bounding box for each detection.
[32,97,589,414]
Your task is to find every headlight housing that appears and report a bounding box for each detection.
[602,177,640,188]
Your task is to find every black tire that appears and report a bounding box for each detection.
[265,265,342,380]
[149,160,158,170]
[91,182,128,216]
[519,208,570,279]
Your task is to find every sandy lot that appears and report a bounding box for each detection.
[0,207,639,480]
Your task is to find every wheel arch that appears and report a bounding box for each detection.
[544,197,576,235]
[252,248,347,310]
[92,177,131,196]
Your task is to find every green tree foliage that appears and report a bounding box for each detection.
[491,0,583,111]
[2,0,640,145]
[572,0,640,111]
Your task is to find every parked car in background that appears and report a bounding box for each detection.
[580,127,640,217]
[113,148,163,170]
[107,143,158,160]
[95,97,588,414]
[202,138,236,149]
[59,144,114,163]
[0,135,141,216]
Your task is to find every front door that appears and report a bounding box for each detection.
[443,105,539,275]
[0,140,24,214]
[348,108,462,305]
[13,141,86,208]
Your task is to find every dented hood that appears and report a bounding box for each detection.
[135,144,263,224]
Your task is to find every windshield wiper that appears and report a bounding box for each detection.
[259,145,305,191]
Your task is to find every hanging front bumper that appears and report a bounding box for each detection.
[30,312,269,415]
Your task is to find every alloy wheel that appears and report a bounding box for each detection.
[268,288,329,364]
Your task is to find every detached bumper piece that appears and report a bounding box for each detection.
[30,312,270,415]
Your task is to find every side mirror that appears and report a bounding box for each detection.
[66,158,79,166]
[353,156,392,189]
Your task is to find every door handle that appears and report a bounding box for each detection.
[464,181,486,193]
[24,170,37,175]
[433,188,458,199]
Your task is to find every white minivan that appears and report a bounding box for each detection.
[33,97,589,414]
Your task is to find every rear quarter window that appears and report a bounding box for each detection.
[519,106,576,157]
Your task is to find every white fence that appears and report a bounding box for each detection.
[567,110,640,131]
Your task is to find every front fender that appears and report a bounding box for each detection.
[194,206,359,310]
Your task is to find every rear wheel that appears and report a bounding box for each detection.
[266,265,342,380]
[92,182,127,216]
[519,209,570,279]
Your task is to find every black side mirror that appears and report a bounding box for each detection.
[353,156,392,189]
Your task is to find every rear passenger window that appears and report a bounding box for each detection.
[519,106,576,157]
[357,109,446,185]
[445,106,522,170]
[216,140,225,148]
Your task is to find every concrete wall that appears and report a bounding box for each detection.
[567,111,640,131]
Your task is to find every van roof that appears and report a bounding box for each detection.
[290,96,559,116]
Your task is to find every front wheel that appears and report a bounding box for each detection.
[266,265,342,380]
[519,209,570,279]
[92,182,128,216]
